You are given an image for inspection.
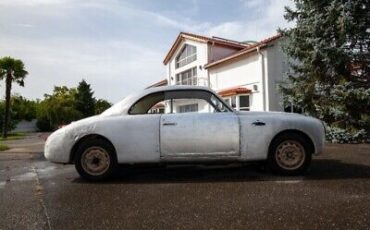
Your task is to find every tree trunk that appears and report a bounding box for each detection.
[2,73,12,138]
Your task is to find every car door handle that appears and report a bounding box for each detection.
[163,122,177,126]
[252,120,266,126]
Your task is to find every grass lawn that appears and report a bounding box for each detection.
[0,132,26,141]
[0,143,9,151]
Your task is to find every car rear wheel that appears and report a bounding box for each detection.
[268,133,312,175]
[75,138,117,181]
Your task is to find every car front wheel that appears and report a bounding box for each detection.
[75,138,117,181]
[268,133,312,175]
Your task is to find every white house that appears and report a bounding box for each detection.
[149,32,290,113]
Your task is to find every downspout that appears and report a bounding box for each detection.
[207,41,215,88]
[168,61,172,85]
[207,68,211,88]
[257,46,267,111]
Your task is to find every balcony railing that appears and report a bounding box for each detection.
[175,77,209,87]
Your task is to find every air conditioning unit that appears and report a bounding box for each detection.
[253,84,258,92]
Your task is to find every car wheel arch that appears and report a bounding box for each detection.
[69,134,116,163]
[268,129,315,155]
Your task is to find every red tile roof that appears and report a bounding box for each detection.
[163,32,248,64]
[205,34,282,69]
[218,86,252,97]
[146,79,168,89]
[151,102,165,109]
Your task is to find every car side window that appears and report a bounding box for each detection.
[148,98,213,114]
[130,90,232,115]
[154,90,231,114]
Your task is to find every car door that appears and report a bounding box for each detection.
[105,114,162,163]
[160,90,240,159]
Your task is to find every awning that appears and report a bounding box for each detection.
[152,103,165,109]
[217,86,252,97]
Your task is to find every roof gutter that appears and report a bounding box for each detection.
[204,44,267,69]
[207,41,215,87]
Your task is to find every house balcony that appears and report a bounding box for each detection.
[175,77,209,87]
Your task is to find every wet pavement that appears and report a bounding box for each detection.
[0,134,369,229]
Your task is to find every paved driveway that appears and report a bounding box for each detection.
[0,134,369,229]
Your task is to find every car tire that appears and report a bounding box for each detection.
[75,138,117,181]
[267,133,312,175]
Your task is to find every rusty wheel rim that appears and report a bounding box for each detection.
[81,147,110,176]
[275,140,305,170]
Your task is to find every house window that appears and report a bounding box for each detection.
[176,44,197,68]
[178,104,198,113]
[148,102,165,114]
[239,95,250,111]
[175,67,197,85]
[223,97,236,109]
[231,96,237,109]
[224,98,230,107]
[223,95,250,111]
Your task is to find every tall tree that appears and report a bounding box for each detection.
[75,79,95,117]
[11,95,37,121]
[37,86,83,131]
[95,99,112,114]
[280,0,370,143]
[0,57,28,138]
[0,100,18,133]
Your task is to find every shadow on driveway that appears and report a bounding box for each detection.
[71,159,370,184]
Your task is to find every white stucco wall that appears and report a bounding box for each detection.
[207,41,290,112]
[12,119,38,132]
[163,36,289,112]
[208,54,265,111]
[265,40,288,111]
[209,54,261,90]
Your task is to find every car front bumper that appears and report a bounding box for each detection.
[44,128,74,163]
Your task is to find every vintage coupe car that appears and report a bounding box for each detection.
[45,86,325,180]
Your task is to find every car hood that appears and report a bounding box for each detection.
[57,115,103,135]
[68,115,100,127]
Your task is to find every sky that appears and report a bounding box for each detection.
[0,0,294,103]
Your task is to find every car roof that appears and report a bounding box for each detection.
[143,85,214,95]
[102,85,226,116]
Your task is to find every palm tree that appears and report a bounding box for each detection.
[0,57,28,138]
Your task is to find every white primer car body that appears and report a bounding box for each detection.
[45,86,325,179]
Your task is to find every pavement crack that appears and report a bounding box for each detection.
[32,166,52,230]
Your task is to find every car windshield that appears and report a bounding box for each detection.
[101,95,135,116]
